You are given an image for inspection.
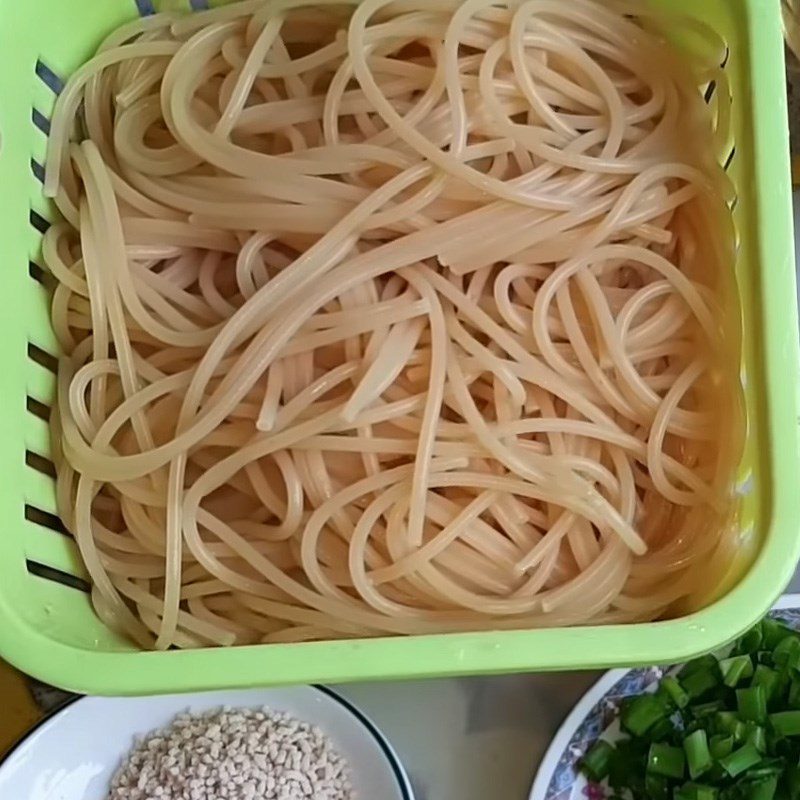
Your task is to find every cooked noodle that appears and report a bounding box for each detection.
[45,0,743,649]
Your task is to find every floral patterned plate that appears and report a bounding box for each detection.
[528,595,800,800]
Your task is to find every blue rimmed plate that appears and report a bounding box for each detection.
[529,595,800,800]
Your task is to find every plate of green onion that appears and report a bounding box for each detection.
[530,596,800,800]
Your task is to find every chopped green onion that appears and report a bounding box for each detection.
[768,735,793,759]
[773,637,800,669]
[647,743,685,779]
[738,626,765,655]
[659,676,690,710]
[784,764,800,800]
[584,619,800,800]
[692,701,724,720]
[751,666,780,703]
[770,711,800,737]
[608,739,648,792]
[761,619,793,649]
[581,739,615,782]
[684,730,712,779]
[756,650,777,666]
[708,734,734,760]
[679,655,720,681]
[744,723,767,753]
[744,759,785,780]
[720,655,754,687]
[674,783,719,800]
[739,776,778,800]
[682,669,720,701]
[738,686,768,723]
[714,711,740,736]
[621,695,668,737]
[770,675,792,715]
[719,743,763,777]
[645,772,669,800]
[646,717,675,743]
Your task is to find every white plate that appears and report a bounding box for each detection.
[529,594,800,800]
[0,685,414,800]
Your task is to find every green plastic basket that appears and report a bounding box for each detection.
[0,0,798,696]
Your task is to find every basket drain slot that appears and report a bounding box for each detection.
[135,0,156,17]
[31,108,50,135]
[26,396,51,422]
[28,342,58,373]
[34,59,63,95]
[26,450,56,478]
[25,504,69,536]
[29,260,48,284]
[26,559,89,593]
[29,209,49,234]
[31,159,44,183]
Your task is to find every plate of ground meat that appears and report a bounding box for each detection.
[0,685,413,800]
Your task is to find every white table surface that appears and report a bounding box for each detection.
[332,195,800,800]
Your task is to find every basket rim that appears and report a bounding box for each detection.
[0,0,797,694]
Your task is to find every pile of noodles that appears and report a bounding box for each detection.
[44,0,743,649]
